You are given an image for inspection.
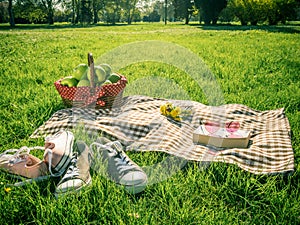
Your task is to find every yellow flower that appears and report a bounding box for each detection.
[160,103,182,122]
[173,106,181,114]
[165,102,172,109]
[4,187,11,193]
[165,103,173,114]
[170,109,179,118]
[160,105,167,115]
[128,212,140,218]
[174,116,182,122]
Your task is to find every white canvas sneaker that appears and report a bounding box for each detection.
[54,141,92,197]
[90,137,147,194]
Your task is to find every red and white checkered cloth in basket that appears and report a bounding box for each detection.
[54,75,127,107]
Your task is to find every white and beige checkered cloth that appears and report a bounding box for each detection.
[31,95,294,175]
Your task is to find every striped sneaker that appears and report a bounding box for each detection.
[90,137,147,194]
[54,141,92,197]
[43,130,74,177]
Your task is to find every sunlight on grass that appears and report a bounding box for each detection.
[0,23,299,224]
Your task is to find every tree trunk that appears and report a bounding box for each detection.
[8,0,15,27]
[47,0,54,24]
[75,0,80,24]
[72,0,76,24]
[48,10,54,24]
[212,17,218,25]
[184,10,189,24]
[93,10,98,24]
[127,14,132,25]
[250,21,258,26]
[93,0,98,24]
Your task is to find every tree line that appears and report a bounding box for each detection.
[0,0,299,27]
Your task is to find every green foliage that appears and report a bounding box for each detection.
[227,0,298,25]
[172,0,194,23]
[0,1,9,23]
[0,23,299,224]
[195,0,228,25]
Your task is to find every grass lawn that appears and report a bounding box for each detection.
[0,22,299,224]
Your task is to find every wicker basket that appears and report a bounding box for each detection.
[54,53,127,109]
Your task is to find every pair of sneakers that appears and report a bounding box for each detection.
[56,137,148,196]
[0,130,147,196]
[0,130,75,184]
[0,130,91,196]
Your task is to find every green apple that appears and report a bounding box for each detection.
[99,63,112,76]
[86,68,99,83]
[108,73,121,83]
[102,80,112,85]
[61,77,78,87]
[77,79,90,87]
[94,66,107,83]
[73,64,88,81]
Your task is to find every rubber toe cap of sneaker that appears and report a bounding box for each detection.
[119,171,147,186]
[55,178,90,196]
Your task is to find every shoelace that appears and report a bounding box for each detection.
[2,145,65,178]
[44,131,70,177]
[1,147,50,187]
[44,148,66,177]
[60,153,80,181]
[0,146,44,165]
[113,151,136,174]
[90,141,137,175]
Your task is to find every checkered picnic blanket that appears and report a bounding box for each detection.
[31,95,294,175]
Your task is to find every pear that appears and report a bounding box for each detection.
[77,79,90,87]
[61,77,78,87]
[73,64,89,81]
[108,73,121,83]
[99,63,112,76]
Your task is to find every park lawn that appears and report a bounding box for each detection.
[0,22,299,224]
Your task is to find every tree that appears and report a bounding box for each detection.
[100,0,122,24]
[172,0,194,24]
[0,1,9,23]
[45,0,54,24]
[8,0,15,26]
[12,0,62,24]
[123,0,138,24]
[92,0,104,23]
[80,0,92,23]
[13,0,47,23]
[266,0,297,25]
[227,0,298,25]
[195,0,228,25]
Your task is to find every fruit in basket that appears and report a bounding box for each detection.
[102,80,112,85]
[77,79,90,87]
[99,63,112,76]
[61,77,78,87]
[108,73,121,83]
[94,66,107,83]
[73,64,89,80]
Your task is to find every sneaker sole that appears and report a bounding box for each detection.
[54,175,92,198]
[123,178,148,194]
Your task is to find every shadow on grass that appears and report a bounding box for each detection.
[190,23,300,34]
[0,23,131,30]
[1,22,300,34]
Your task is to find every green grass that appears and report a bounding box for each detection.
[0,22,299,224]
